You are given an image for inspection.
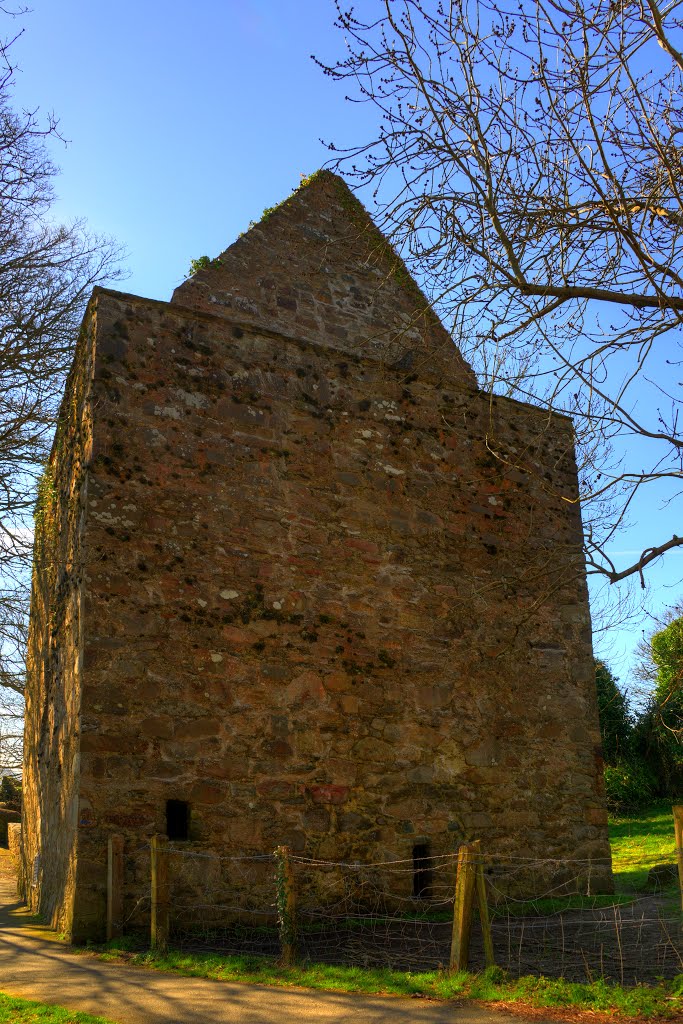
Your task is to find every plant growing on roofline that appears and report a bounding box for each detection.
[319,0,683,588]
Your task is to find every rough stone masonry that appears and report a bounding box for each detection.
[21,171,612,941]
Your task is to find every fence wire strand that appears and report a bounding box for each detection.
[139,843,682,983]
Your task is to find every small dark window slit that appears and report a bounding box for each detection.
[412,842,432,898]
[166,799,190,840]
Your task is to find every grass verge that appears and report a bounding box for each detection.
[0,992,116,1024]
[490,893,638,917]
[609,801,679,892]
[92,946,683,1019]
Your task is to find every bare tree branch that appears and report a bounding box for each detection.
[319,0,683,586]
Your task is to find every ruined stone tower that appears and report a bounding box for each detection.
[21,171,612,941]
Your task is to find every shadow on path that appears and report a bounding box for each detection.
[0,850,548,1024]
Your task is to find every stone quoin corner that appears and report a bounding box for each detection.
[20,170,612,940]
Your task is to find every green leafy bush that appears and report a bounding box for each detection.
[604,758,657,811]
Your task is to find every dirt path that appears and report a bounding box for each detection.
[0,852,554,1024]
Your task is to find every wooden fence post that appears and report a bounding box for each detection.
[450,840,477,972]
[475,849,495,967]
[151,834,169,951]
[107,834,124,942]
[275,845,297,966]
[674,806,683,913]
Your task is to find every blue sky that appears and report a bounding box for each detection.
[7,1,682,691]
[7,0,365,298]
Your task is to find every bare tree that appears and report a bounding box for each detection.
[0,8,124,750]
[319,0,683,587]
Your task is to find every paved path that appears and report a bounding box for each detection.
[0,855,552,1024]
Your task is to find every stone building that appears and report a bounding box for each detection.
[21,171,612,941]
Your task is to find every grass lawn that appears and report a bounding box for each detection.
[0,993,116,1024]
[609,801,680,892]
[503,799,681,912]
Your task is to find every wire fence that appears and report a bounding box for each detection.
[287,850,682,983]
[165,847,279,957]
[113,837,683,985]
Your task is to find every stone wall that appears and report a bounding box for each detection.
[24,172,612,940]
[71,283,609,936]
[8,823,22,888]
[0,806,21,846]
[172,171,476,387]
[22,318,96,934]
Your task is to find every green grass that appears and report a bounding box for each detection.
[490,892,638,917]
[609,800,679,892]
[483,800,680,917]
[0,993,116,1024]
[93,948,683,1018]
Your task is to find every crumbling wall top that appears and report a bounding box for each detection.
[172,170,476,385]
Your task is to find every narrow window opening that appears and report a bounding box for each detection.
[412,842,432,898]
[166,799,190,840]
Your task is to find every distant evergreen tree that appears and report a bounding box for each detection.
[595,661,632,764]
[595,660,658,810]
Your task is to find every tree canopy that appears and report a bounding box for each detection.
[632,602,683,797]
[649,612,683,745]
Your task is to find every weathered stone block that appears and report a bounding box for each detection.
[584,807,609,826]
[309,784,349,805]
